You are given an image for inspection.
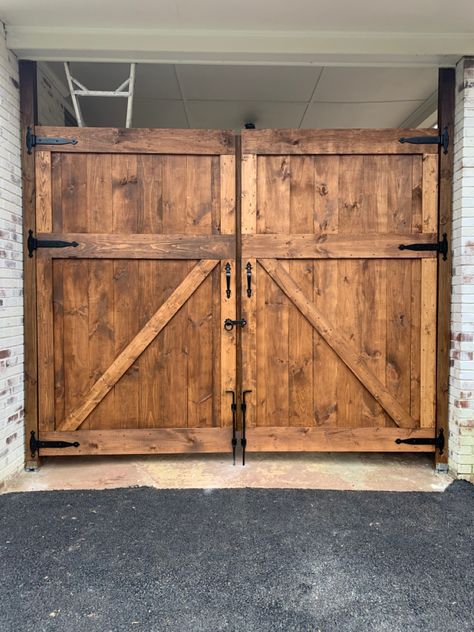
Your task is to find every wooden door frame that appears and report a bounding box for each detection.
[20,60,39,469]
[436,68,455,468]
[20,63,455,465]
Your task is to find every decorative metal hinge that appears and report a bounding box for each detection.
[30,431,80,458]
[399,127,449,154]
[27,229,79,257]
[399,233,448,261]
[395,429,445,455]
[26,126,78,154]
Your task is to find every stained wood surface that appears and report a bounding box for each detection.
[35,127,235,154]
[261,259,416,428]
[35,234,235,259]
[20,60,39,466]
[436,68,455,465]
[246,427,436,452]
[242,233,438,259]
[241,146,439,446]
[36,140,236,450]
[242,129,439,155]
[58,259,218,431]
[39,429,232,455]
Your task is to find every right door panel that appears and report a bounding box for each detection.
[241,130,439,452]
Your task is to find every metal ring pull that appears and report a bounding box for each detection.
[224,318,247,331]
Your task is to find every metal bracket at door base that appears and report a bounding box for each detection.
[29,431,80,458]
[395,429,445,455]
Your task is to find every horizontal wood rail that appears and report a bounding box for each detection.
[241,128,439,155]
[34,127,235,154]
[35,233,236,259]
[243,233,438,259]
[37,428,233,455]
[246,427,436,452]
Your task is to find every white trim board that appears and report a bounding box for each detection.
[7,27,471,67]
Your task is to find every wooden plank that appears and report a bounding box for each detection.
[186,157,214,427]
[86,154,115,429]
[261,259,417,428]
[258,157,290,426]
[289,156,314,425]
[58,259,219,431]
[422,154,438,233]
[112,155,140,428]
[246,427,436,452]
[420,259,437,428]
[36,259,55,432]
[242,233,438,259]
[35,152,52,231]
[35,232,233,259]
[436,67,455,465]
[38,428,233,455]
[62,260,90,424]
[220,154,236,427]
[37,232,235,259]
[161,156,189,429]
[20,60,39,467]
[242,129,439,155]
[34,127,236,155]
[241,154,257,426]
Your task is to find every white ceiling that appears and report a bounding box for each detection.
[3,0,474,33]
[44,62,438,129]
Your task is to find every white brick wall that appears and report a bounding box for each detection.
[449,57,474,482]
[37,62,75,126]
[0,22,23,487]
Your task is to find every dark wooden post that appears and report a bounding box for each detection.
[436,67,455,469]
[19,61,39,469]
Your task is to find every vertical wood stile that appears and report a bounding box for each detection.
[35,151,55,432]
[436,68,455,465]
[20,61,39,465]
[419,153,438,428]
[241,154,257,428]
[220,155,236,427]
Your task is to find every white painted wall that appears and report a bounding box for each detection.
[0,22,23,487]
[449,57,474,482]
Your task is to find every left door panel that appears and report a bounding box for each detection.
[32,128,236,456]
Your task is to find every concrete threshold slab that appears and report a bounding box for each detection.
[2,452,452,494]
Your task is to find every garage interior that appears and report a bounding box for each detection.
[38,62,439,130]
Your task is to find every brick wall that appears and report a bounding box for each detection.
[37,62,75,126]
[449,57,474,482]
[0,22,23,487]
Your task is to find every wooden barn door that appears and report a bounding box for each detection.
[32,128,237,455]
[240,129,441,453]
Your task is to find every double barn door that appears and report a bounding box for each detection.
[31,127,442,459]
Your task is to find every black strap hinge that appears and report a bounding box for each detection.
[399,127,449,154]
[395,429,445,455]
[30,431,79,458]
[27,229,79,257]
[399,233,448,261]
[26,126,78,154]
